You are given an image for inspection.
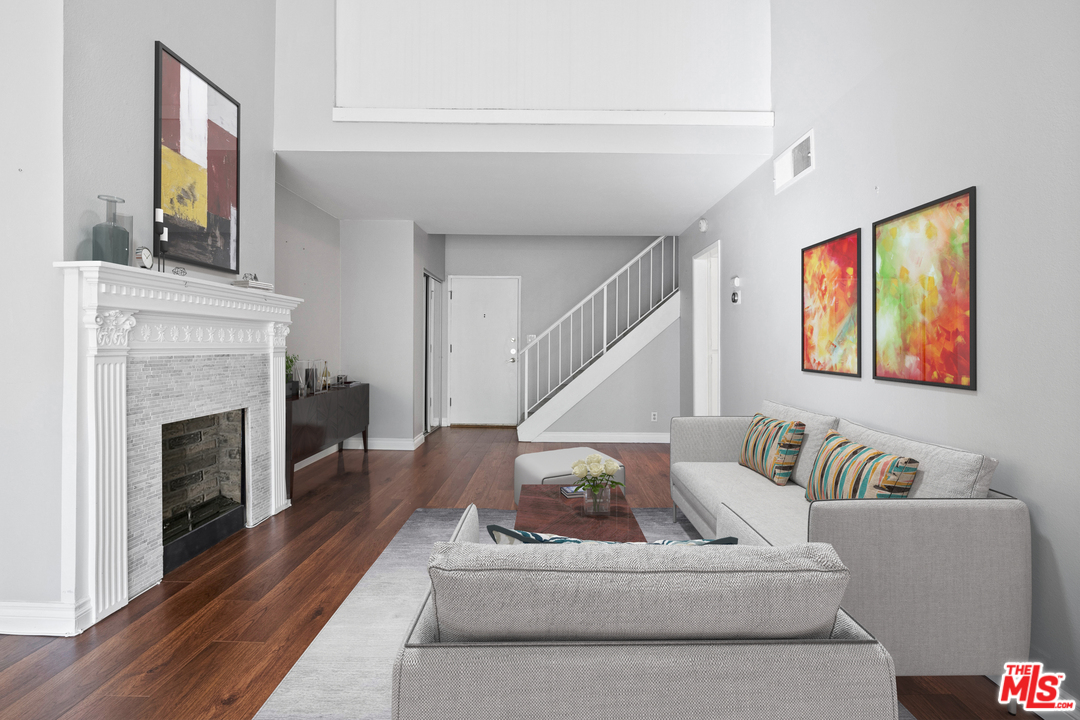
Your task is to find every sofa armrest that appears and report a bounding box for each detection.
[669,416,752,465]
[808,497,1030,676]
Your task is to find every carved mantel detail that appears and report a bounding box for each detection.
[95,310,138,348]
[272,323,291,347]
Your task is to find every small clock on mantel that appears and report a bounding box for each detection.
[135,246,154,269]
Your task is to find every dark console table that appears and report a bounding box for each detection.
[286,382,369,497]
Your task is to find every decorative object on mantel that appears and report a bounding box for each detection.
[802,229,861,377]
[873,186,976,390]
[135,246,154,269]
[171,266,187,276]
[77,195,131,265]
[155,41,240,274]
[233,273,274,291]
[570,453,625,516]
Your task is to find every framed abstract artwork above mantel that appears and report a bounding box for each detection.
[154,41,241,274]
[802,229,861,377]
[873,186,976,390]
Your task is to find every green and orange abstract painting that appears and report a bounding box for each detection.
[803,230,861,376]
[873,188,975,389]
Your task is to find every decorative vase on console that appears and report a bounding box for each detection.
[571,454,624,516]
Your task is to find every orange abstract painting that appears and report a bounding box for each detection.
[873,188,975,390]
[803,230,861,376]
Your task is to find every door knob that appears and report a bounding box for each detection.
[508,358,517,363]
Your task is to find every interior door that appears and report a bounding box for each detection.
[693,242,721,416]
[425,275,442,433]
[448,276,519,425]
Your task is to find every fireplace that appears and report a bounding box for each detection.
[54,261,302,636]
[161,410,247,573]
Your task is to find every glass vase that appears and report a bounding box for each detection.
[91,195,130,265]
[583,487,611,516]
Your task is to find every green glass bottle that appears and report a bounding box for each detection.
[91,195,130,265]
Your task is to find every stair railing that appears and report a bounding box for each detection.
[522,235,679,419]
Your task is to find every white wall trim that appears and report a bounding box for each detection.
[344,434,424,451]
[517,291,680,441]
[293,445,338,471]
[0,598,93,636]
[531,431,670,444]
[333,107,774,128]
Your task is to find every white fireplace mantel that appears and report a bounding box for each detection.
[39,262,304,637]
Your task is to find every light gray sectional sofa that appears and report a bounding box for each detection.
[670,400,1031,676]
[393,505,900,720]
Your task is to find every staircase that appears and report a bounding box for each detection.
[517,235,680,441]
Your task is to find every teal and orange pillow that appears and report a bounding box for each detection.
[739,414,806,485]
[806,430,919,500]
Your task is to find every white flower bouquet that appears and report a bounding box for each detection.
[570,453,624,493]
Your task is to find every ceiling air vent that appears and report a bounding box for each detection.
[774,129,815,194]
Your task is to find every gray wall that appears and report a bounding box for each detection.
[678,0,1080,690]
[445,235,656,342]
[413,226,446,438]
[548,321,680,435]
[64,0,277,284]
[0,0,65,603]
[340,220,415,441]
[275,183,341,369]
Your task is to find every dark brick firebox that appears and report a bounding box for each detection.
[161,410,246,570]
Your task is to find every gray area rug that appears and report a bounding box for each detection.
[255,507,915,720]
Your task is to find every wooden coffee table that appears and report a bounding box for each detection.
[515,485,647,543]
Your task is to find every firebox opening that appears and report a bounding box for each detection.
[161,409,246,573]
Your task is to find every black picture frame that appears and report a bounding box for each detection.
[154,41,241,274]
[872,186,976,390]
[801,228,862,377]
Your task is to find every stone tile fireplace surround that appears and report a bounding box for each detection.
[53,262,302,635]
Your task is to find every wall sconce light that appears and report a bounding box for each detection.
[698,218,709,233]
[731,276,742,305]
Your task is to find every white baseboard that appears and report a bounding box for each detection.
[0,598,93,636]
[344,434,424,451]
[530,431,670,444]
[293,445,339,471]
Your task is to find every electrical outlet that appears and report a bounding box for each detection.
[650,411,658,422]
[527,334,536,342]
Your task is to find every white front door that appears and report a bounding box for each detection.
[448,276,520,425]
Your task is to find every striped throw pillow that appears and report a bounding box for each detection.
[806,430,920,500]
[738,414,806,485]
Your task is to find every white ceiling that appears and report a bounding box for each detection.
[275,149,771,236]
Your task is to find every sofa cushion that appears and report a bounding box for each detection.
[427,541,849,642]
[761,401,840,488]
[806,430,919,500]
[670,462,811,546]
[738,414,805,485]
[836,419,997,498]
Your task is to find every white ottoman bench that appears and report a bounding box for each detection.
[513,447,626,504]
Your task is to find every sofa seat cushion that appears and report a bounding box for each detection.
[761,401,840,488]
[837,419,997,498]
[428,541,849,642]
[671,462,811,546]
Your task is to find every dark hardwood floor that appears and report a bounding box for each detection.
[0,427,1028,719]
